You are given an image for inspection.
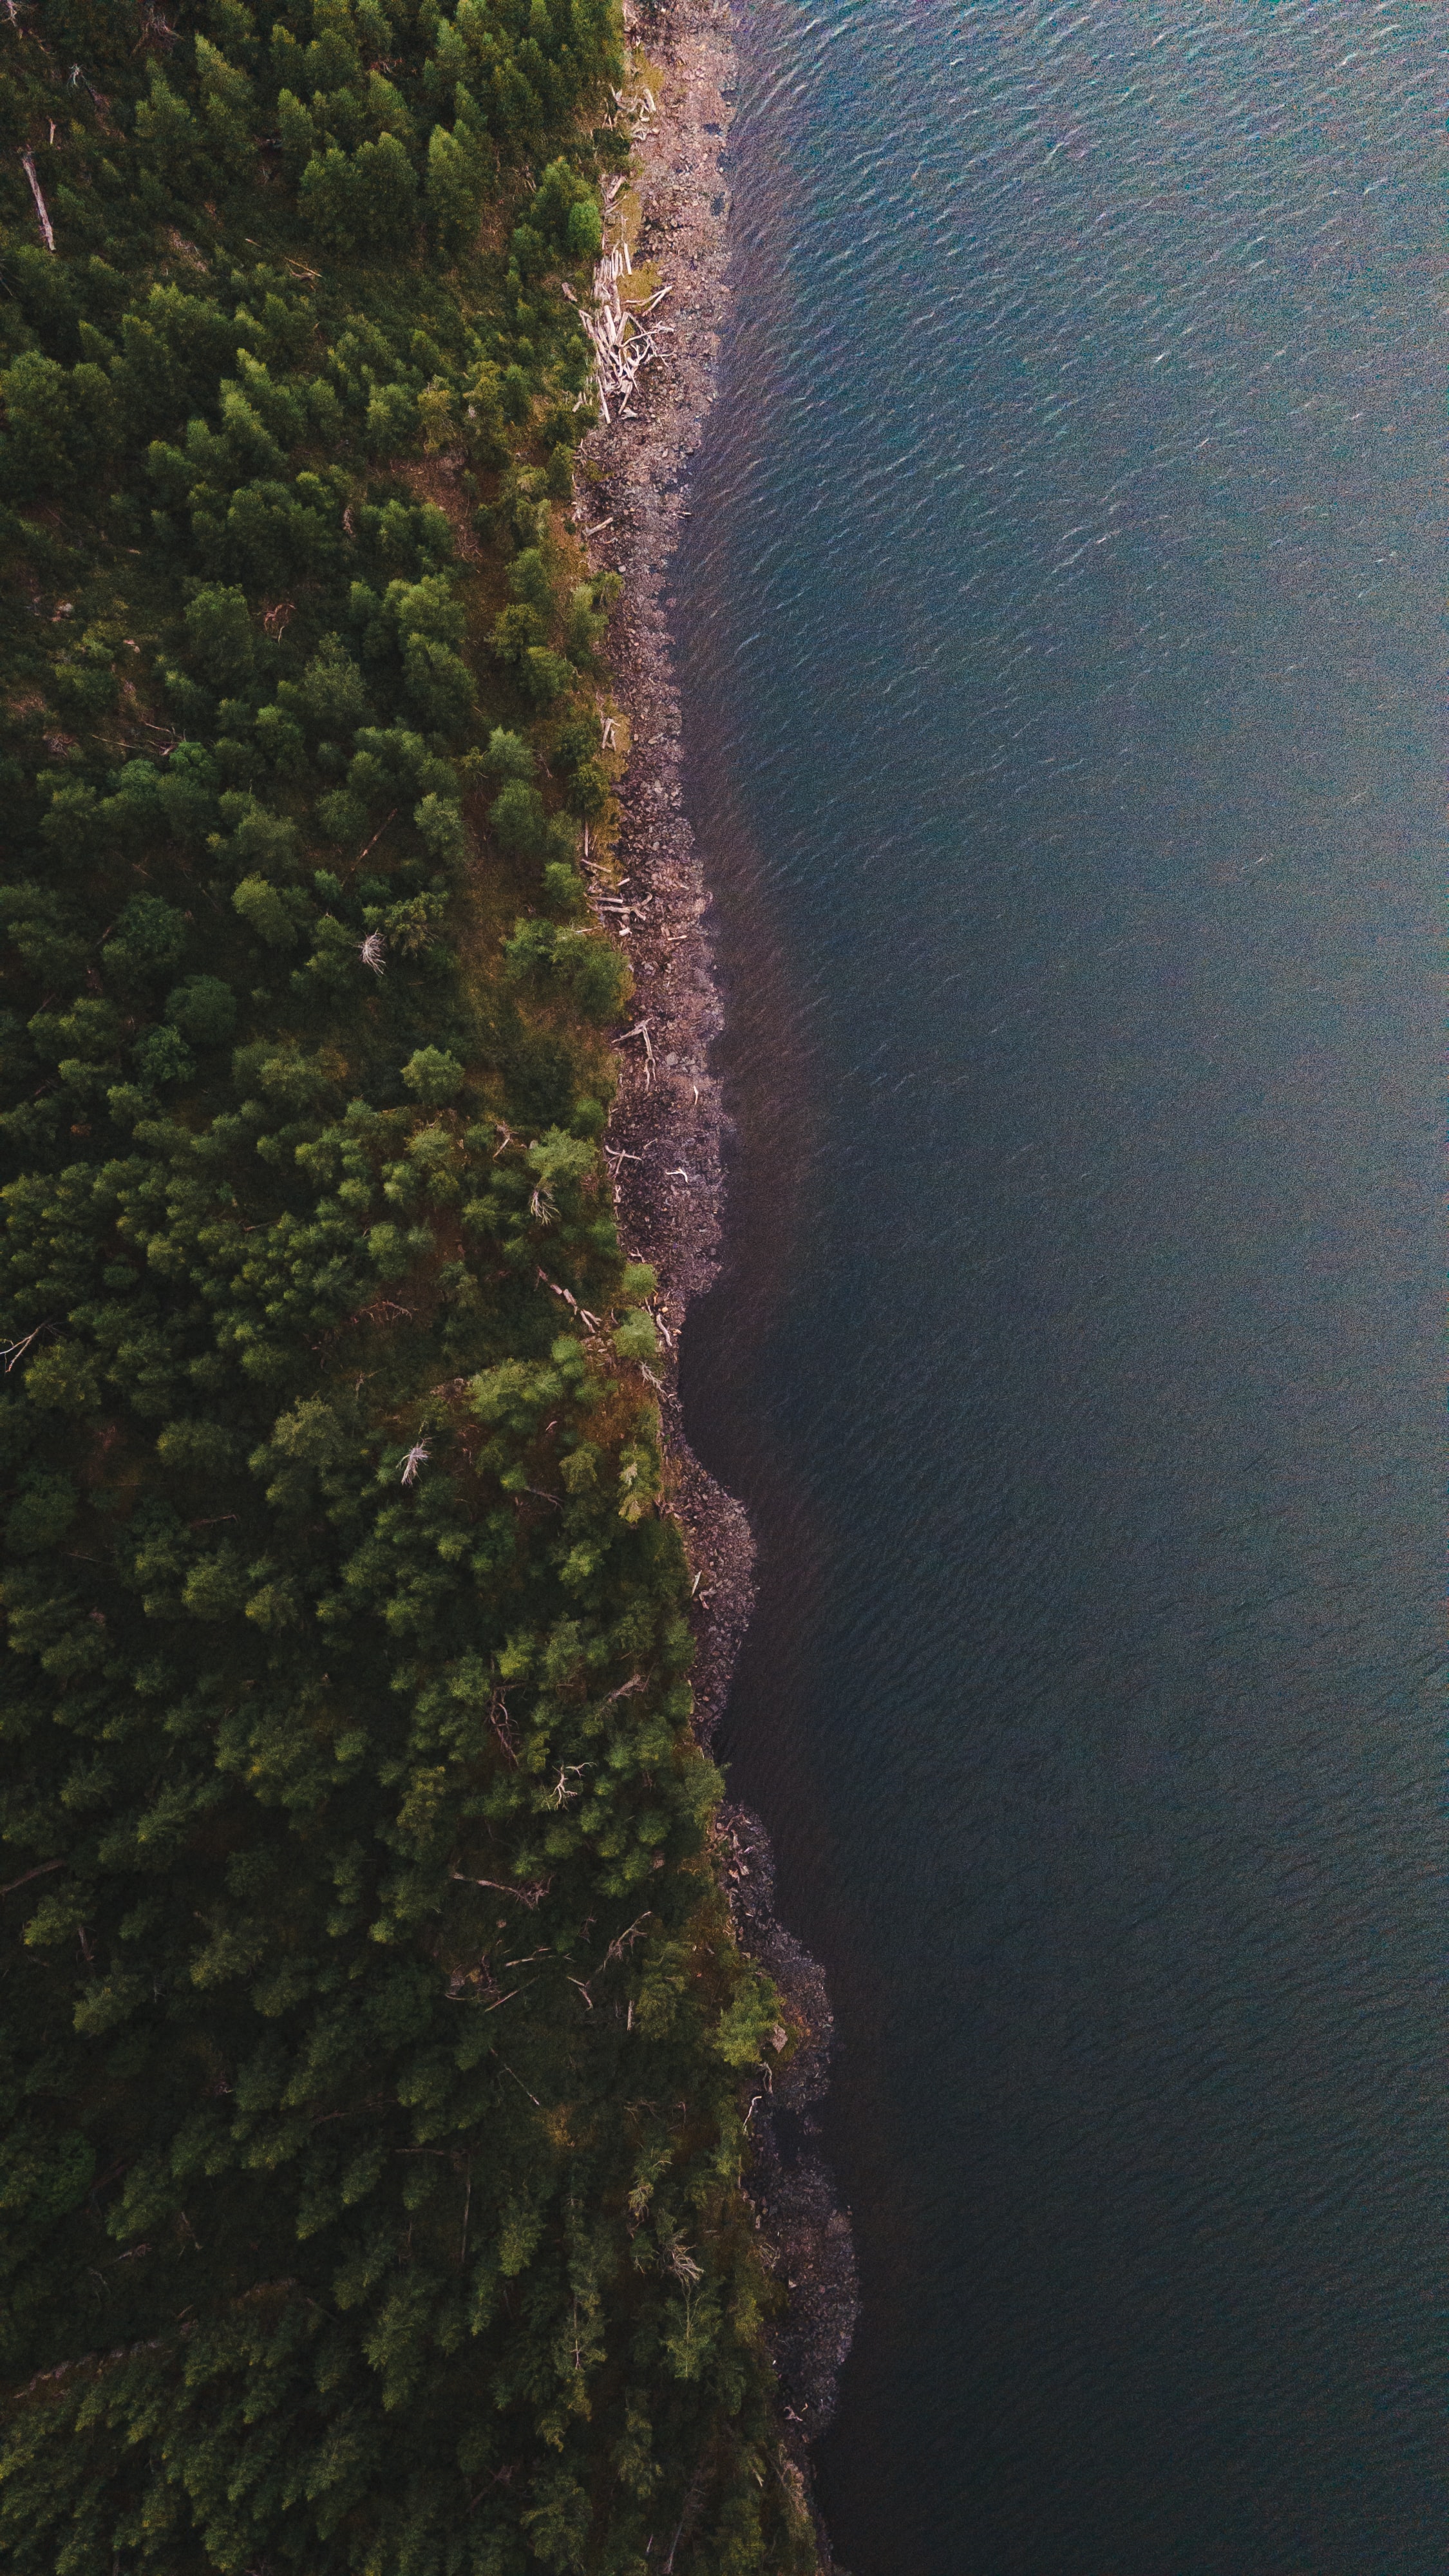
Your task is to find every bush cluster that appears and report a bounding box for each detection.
[0,8,817,2573]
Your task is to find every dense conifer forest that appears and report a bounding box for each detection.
[0,7,817,2568]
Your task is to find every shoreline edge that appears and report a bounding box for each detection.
[578,0,860,2528]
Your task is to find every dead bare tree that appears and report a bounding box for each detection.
[19,149,53,251]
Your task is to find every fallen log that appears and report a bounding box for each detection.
[19,149,54,252]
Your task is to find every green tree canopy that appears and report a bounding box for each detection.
[0,7,816,2573]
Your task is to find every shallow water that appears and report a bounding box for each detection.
[674,2,1448,2569]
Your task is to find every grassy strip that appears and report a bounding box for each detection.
[0,7,817,2571]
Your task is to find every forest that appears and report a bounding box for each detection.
[0,6,817,2570]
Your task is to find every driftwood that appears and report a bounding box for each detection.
[578,85,667,424]
[617,1018,654,1063]
[535,1266,601,1330]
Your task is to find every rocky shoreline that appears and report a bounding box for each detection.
[575,0,860,2530]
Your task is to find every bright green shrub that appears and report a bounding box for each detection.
[232,874,298,948]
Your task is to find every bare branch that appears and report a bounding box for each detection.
[1,1319,54,1373]
[1,1858,63,1900]
[603,1909,652,1967]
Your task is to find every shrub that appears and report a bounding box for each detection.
[184,584,254,687]
[402,1045,465,1104]
[165,976,237,1046]
[232,874,298,948]
[486,725,536,781]
[132,1024,194,1084]
[490,776,549,857]
[104,896,189,987]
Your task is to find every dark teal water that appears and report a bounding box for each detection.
[674,3,1448,2570]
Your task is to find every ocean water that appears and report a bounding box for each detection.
[672,3,1448,2570]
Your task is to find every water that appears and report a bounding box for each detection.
[673,3,1448,2569]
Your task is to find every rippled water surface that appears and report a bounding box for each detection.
[675,1,1447,2568]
